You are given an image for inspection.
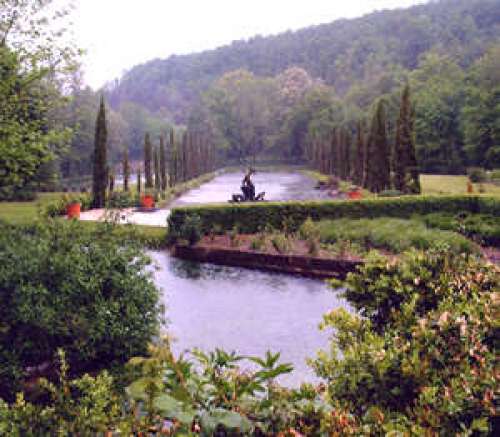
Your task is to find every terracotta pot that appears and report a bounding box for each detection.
[66,202,81,219]
[348,190,362,200]
[141,194,155,208]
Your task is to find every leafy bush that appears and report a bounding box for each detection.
[250,232,267,251]
[106,191,139,208]
[0,249,497,435]
[178,213,203,245]
[0,220,162,399]
[0,185,37,202]
[467,167,487,183]
[315,217,476,254]
[313,248,498,435]
[44,193,92,217]
[421,212,500,247]
[298,216,320,241]
[271,233,291,254]
[168,195,499,237]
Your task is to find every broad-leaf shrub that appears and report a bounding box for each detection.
[313,248,499,435]
[0,220,162,399]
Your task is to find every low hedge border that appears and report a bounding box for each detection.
[168,195,500,236]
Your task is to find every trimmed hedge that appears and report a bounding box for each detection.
[168,195,500,236]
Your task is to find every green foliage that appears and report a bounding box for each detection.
[92,97,108,208]
[106,191,139,209]
[0,219,162,399]
[168,195,500,237]
[393,84,420,193]
[365,100,391,193]
[173,213,203,246]
[420,212,500,247]
[0,350,121,436]
[144,133,153,189]
[313,248,498,434]
[298,217,320,241]
[250,232,267,251]
[467,167,487,183]
[270,233,291,254]
[316,217,475,255]
[377,189,404,197]
[0,249,497,435]
[44,193,92,217]
[0,1,77,197]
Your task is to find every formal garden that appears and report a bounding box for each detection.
[2,0,500,434]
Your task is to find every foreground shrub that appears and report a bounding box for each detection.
[0,247,497,435]
[0,220,162,399]
[313,248,498,434]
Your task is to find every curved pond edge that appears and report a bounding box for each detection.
[172,245,362,279]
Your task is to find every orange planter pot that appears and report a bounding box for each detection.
[348,191,363,200]
[141,195,155,208]
[66,202,81,219]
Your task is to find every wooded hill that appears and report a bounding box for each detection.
[106,0,500,123]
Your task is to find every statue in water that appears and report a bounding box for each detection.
[241,168,256,200]
[230,168,265,202]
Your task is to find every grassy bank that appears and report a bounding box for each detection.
[420,174,500,195]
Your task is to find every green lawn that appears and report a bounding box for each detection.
[0,192,64,224]
[0,192,168,247]
[420,174,500,196]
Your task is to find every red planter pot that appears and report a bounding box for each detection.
[141,195,155,208]
[348,191,363,200]
[66,202,81,219]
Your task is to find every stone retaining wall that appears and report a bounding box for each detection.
[172,245,362,279]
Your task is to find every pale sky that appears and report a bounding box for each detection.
[71,0,427,89]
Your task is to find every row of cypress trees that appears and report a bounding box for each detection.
[306,84,420,194]
[138,129,217,193]
[92,97,217,207]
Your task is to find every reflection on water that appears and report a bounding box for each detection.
[151,251,347,386]
[172,171,328,206]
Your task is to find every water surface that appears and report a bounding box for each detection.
[150,170,346,385]
[151,252,344,386]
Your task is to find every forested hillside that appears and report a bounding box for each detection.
[107,0,500,123]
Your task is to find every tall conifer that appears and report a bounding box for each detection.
[160,135,167,191]
[144,133,153,189]
[92,96,107,208]
[353,121,365,186]
[123,148,130,192]
[154,145,161,191]
[137,168,142,194]
[365,100,391,192]
[394,84,420,193]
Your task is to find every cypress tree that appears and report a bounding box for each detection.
[341,127,351,180]
[123,148,130,192]
[353,121,365,186]
[169,128,176,187]
[92,96,107,208]
[394,84,420,193]
[160,134,167,191]
[108,169,114,193]
[365,100,391,193]
[154,145,161,191]
[137,168,142,194]
[144,133,153,189]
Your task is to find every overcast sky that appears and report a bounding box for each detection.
[71,0,426,89]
